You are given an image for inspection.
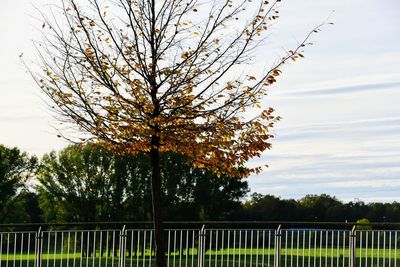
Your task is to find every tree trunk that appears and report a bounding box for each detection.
[149,147,167,267]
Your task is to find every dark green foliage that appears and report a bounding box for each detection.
[36,144,249,222]
[231,193,400,223]
[233,193,299,221]
[0,145,37,223]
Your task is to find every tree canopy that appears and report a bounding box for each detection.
[32,0,319,177]
[0,145,37,223]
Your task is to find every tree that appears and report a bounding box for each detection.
[299,194,343,221]
[31,0,322,265]
[0,145,37,223]
[37,144,117,222]
[234,193,299,221]
[345,200,369,222]
[160,153,249,220]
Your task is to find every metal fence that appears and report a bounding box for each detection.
[1,224,399,267]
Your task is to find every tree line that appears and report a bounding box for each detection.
[1,143,399,225]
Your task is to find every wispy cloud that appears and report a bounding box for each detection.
[322,179,400,189]
[274,82,400,98]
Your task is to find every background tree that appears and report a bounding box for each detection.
[298,194,343,221]
[31,0,322,264]
[37,144,116,222]
[232,193,300,221]
[345,200,369,222]
[160,153,249,220]
[0,145,37,224]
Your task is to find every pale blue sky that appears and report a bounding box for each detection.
[0,0,399,202]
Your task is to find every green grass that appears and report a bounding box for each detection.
[1,248,400,267]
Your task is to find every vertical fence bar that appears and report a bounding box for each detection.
[167,231,170,267]
[148,230,152,267]
[61,232,64,267]
[209,229,213,267]
[350,226,357,267]
[383,232,387,267]
[27,233,32,267]
[274,225,282,267]
[34,227,43,267]
[100,231,103,267]
[371,231,375,267]
[343,231,346,267]
[143,231,147,267]
[389,232,392,267]
[320,231,323,267]
[136,231,140,267]
[359,231,362,267]
[395,232,397,267]
[221,230,224,267]
[129,231,133,267]
[198,225,206,267]
[238,230,242,267]
[119,226,127,267]
[227,230,230,267]
[308,231,312,267]
[192,230,195,267]
[255,230,259,267]
[233,230,236,267]
[365,231,369,267]
[315,231,318,267]
[186,230,189,267]
[268,230,272,267]
[179,230,182,267]
[67,232,71,267]
[0,233,2,267]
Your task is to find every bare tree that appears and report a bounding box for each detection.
[30,0,323,265]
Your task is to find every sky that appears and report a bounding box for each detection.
[0,0,399,203]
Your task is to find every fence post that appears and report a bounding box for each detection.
[274,225,282,267]
[350,225,357,267]
[119,225,127,267]
[34,227,43,267]
[198,225,206,267]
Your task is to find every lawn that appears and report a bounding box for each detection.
[1,248,400,267]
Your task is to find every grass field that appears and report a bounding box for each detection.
[1,248,400,267]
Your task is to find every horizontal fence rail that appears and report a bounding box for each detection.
[1,224,399,267]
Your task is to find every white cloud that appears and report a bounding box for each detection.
[321,179,400,189]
